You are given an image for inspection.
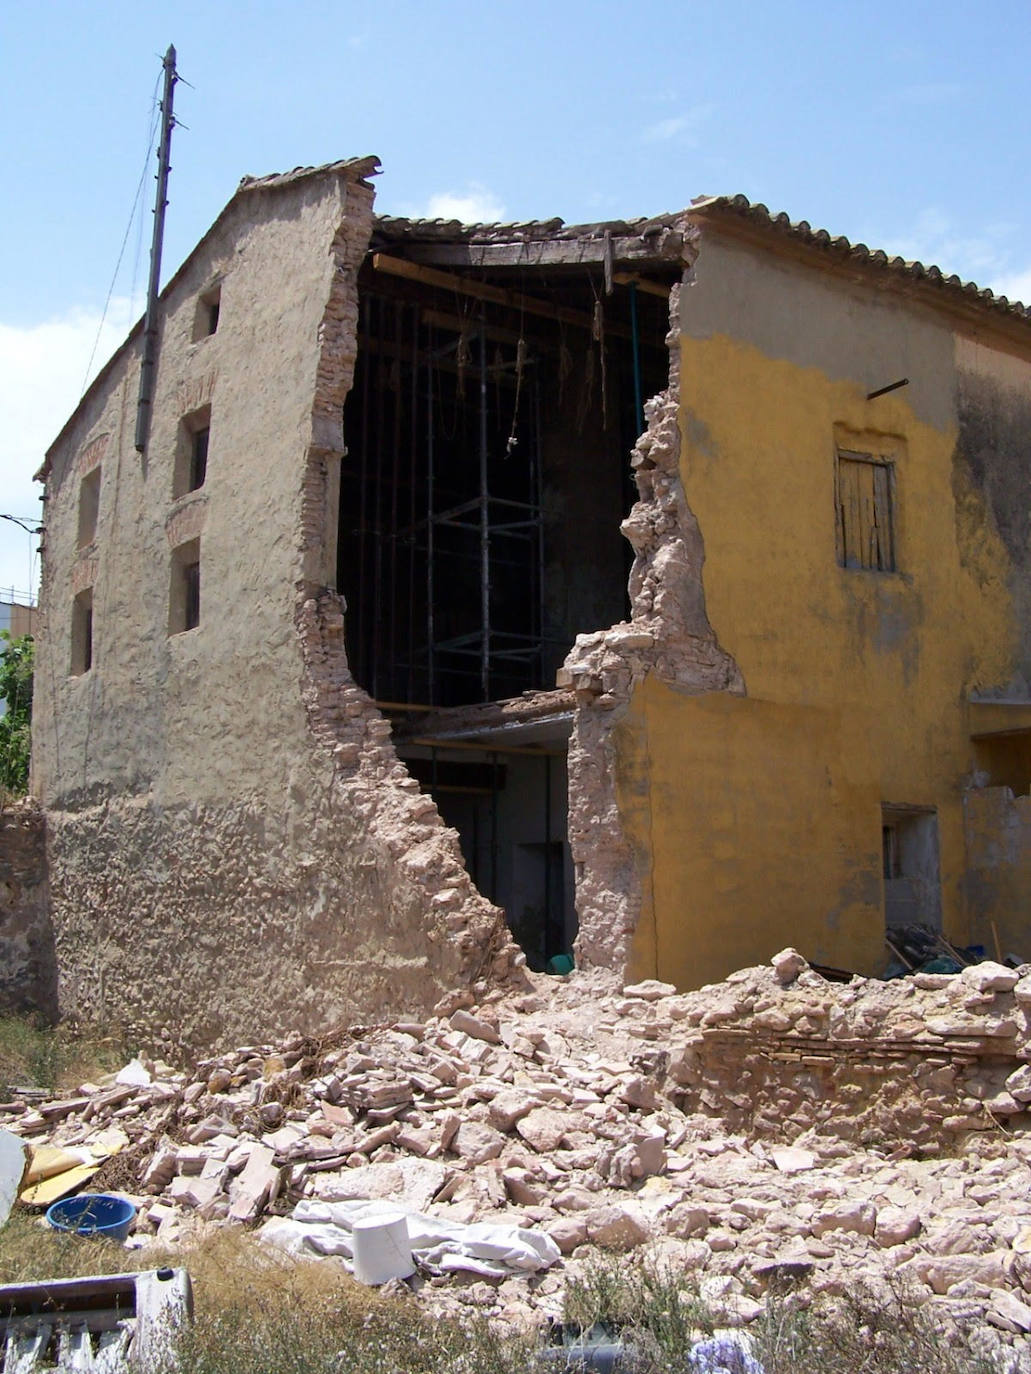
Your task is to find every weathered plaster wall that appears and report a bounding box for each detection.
[0,803,54,1019]
[572,231,1030,990]
[963,787,1031,960]
[35,167,519,1049]
[563,278,743,980]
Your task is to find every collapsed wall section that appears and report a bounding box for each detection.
[562,279,743,980]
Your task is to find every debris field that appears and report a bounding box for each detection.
[8,953,1031,1366]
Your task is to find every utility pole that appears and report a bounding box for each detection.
[134,44,178,454]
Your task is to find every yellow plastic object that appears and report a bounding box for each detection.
[24,1145,84,1188]
[20,1163,99,1208]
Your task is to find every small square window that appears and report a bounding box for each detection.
[835,449,896,572]
[174,406,211,498]
[169,538,201,635]
[193,283,221,341]
[71,588,93,675]
[77,467,101,548]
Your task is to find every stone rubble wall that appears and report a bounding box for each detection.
[663,953,1031,1144]
[562,273,743,978]
[0,801,54,1018]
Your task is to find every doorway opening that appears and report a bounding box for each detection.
[882,805,942,932]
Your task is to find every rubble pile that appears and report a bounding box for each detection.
[6,954,1031,1361]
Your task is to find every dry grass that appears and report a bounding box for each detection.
[0,1015,127,1098]
[0,1213,528,1374]
[0,1209,1008,1372]
[561,1255,1005,1374]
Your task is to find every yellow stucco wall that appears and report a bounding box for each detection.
[622,237,1022,987]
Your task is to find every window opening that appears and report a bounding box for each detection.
[190,427,209,492]
[174,406,211,498]
[836,449,895,572]
[193,284,221,341]
[77,467,101,549]
[71,589,93,675]
[169,538,200,634]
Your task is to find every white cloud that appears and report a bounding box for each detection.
[870,207,1023,288]
[992,267,1031,307]
[0,296,141,601]
[420,184,507,224]
[643,103,716,144]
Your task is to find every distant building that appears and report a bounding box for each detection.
[23,159,1031,1046]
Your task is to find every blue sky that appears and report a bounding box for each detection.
[3,0,1030,598]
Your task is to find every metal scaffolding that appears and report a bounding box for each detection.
[340,292,549,707]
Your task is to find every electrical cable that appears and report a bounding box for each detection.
[79,71,163,397]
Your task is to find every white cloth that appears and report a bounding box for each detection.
[259,1197,560,1278]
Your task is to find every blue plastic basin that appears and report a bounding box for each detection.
[46,1193,136,1241]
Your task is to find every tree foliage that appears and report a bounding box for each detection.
[0,633,34,796]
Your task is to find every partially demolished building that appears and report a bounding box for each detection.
[26,157,1031,1044]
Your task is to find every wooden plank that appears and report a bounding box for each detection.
[394,234,683,270]
[371,254,635,340]
[612,271,674,298]
[873,461,894,570]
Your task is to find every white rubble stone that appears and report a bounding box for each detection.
[586,1203,652,1250]
[874,1207,922,1247]
[546,1215,588,1254]
[960,962,1020,995]
[516,1107,570,1153]
[115,1059,153,1087]
[622,980,676,1001]
[771,949,807,984]
[487,1090,537,1133]
[451,1122,505,1165]
[771,1146,816,1174]
[812,1200,877,1236]
[990,1289,1031,1333]
[1005,1065,1031,1103]
[449,1010,501,1044]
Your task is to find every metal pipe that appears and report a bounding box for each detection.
[134,45,177,454]
[426,323,436,704]
[407,303,418,701]
[490,749,499,902]
[388,301,402,697]
[356,294,371,687]
[533,367,545,689]
[372,297,386,698]
[543,751,553,958]
[479,323,490,701]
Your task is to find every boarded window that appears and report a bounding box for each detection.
[836,450,895,572]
